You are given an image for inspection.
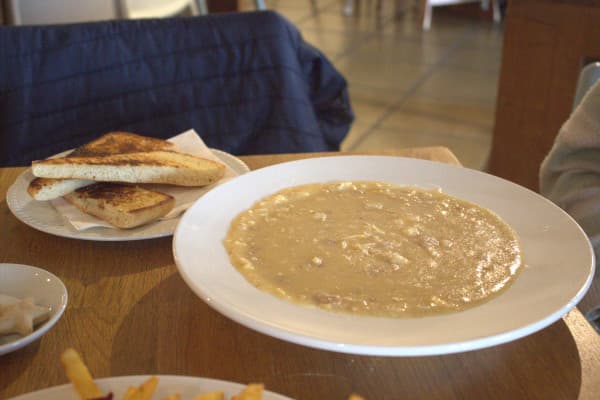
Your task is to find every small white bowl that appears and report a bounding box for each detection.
[0,263,68,356]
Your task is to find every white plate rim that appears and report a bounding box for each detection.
[173,155,595,356]
[7,374,292,400]
[0,263,68,356]
[6,149,249,242]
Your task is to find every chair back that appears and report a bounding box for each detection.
[0,12,353,166]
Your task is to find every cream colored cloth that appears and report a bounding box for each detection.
[540,79,600,257]
[51,130,241,230]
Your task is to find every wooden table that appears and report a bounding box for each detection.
[1,148,599,400]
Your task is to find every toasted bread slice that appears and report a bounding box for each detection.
[28,132,175,200]
[32,151,226,187]
[27,177,95,201]
[64,183,175,229]
[69,131,175,157]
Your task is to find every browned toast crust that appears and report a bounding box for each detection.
[33,151,215,168]
[70,183,174,212]
[69,132,174,157]
[27,177,55,197]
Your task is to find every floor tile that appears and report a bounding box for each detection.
[342,35,449,66]
[443,44,502,72]
[334,0,407,18]
[267,0,503,171]
[379,102,493,141]
[297,8,392,34]
[240,0,337,21]
[340,120,373,150]
[413,66,499,107]
[272,8,311,23]
[382,12,472,44]
[461,23,504,49]
[336,57,427,90]
[346,84,397,127]
[300,29,367,60]
[389,93,496,131]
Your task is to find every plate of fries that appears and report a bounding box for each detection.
[8,349,292,400]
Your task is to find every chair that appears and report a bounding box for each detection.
[6,0,118,25]
[0,12,354,166]
[5,0,201,25]
[419,0,500,30]
[118,0,200,19]
[201,0,266,14]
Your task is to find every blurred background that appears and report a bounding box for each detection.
[0,0,505,170]
[246,1,504,171]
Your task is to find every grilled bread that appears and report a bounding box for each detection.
[64,183,175,229]
[27,178,95,201]
[68,131,175,157]
[28,132,175,200]
[32,151,226,187]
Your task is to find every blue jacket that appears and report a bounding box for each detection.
[0,11,353,166]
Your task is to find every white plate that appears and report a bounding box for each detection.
[0,263,68,356]
[6,149,249,241]
[8,375,292,400]
[173,156,595,356]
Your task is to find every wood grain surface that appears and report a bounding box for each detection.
[0,149,598,400]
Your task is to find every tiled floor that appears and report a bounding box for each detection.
[244,0,503,170]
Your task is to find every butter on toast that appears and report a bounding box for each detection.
[32,151,226,187]
[28,132,175,200]
[64,183,175,229]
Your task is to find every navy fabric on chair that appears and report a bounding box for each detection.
[0,11,353,166]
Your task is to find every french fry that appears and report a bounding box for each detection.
[123,387,138,400]
[60,348,103,399]
[60,350,316,400]
[230,383,263,400]
[129,376,159,400]
[191,391,224,400]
